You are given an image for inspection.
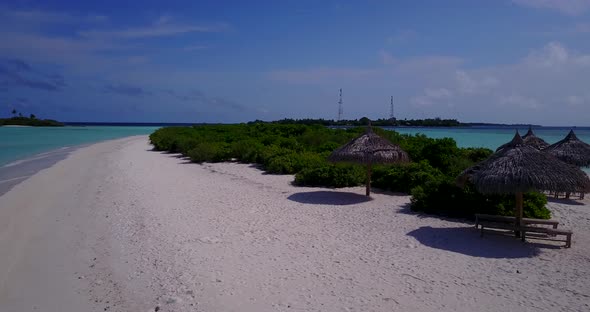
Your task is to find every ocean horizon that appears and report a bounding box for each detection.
[1,124,589,169]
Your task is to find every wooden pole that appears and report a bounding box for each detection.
[366,161,372,196]
[515,192,523,238]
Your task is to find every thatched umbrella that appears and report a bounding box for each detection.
[458,131,590,235]
[522,126,549,150]
[544,130,590,167]
[329,125,410,196]
[496,126,548,152]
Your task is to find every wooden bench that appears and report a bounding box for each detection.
[521,226,572,248]
[478,221,517,237]
[475,216,572,248]
[475,214,559,229]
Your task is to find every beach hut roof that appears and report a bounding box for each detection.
[496,127,548,152]
[459,132,590,194]
[329,125,410,196]
[328,127,410,164]
[544,130,590,167]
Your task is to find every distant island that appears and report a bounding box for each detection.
[250,118,542,128]
[1,110,64,127]
[254,117,463,127]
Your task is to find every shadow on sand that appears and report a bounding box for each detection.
[547,197,585,206]
[288,191,373,205]
[406,226,550,258]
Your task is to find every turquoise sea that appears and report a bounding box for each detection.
[0,126,160,166]
[1,125,589,168]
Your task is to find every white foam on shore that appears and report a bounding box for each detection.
[1,146,73,168]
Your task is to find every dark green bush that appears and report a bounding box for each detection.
[187,143,229,163]
[372,161,445,193]
[150,123,551,220]
[410,181,550,219]
[230,139,264,163]
[295,165,365,187]
[266,152,325,174]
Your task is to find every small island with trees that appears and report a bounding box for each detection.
[1,109,64,127]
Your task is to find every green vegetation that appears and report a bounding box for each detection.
[1,110,63,127]
[259,117,464,127]
[150,123,550,219]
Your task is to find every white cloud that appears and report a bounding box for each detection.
[266,41,590,124]
[512,0,590,15]
[183,45,209,52]
[0,8,108,24]
[424,88,453,99]
[378,50,396,65]
[79,22,227,39]
[455,70,498,94]
[524,41,590,67]
[566,95,589,106]
[268,67,378,84]
[499,95,540,109]
[386,29,418,44]
[411,88,453,107]
[525,42,569,66]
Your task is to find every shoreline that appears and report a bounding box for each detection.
[0,135,146,197]
[0,136,589,311]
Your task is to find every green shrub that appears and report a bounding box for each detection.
[410,180,550,219]
[149,123,553,221]
[230,139,264,163]
[372,161,445,193]
[256,145,293,166]
[187,143,229,163]
[266,152,326,174]
[295,165,365,187]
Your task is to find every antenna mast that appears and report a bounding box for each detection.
[337,88,343,121]
[389,95,395,121]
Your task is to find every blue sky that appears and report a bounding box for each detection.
[1,0,590,125]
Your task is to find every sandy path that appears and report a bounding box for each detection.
[1,136,589,312]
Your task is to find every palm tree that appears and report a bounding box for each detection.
[30,114,36,119]
[11,109,17,117]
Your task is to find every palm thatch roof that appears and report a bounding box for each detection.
[544,130,590,167]
[522,127,549,150]
[496,127,548,152]
[329,125,409,196]
[328,128,410,164]
[459,132,590,194]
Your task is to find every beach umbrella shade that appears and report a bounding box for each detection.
[496,126,548,152]
[328,125,410,196]
[544,130,590,167]
[458,131,590,235]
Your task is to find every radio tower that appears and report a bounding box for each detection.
[337,88,343,121]
[389,96,395,120]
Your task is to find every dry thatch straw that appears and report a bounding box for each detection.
[329,125,409,196]
[460,132,590,194]
[328,129,410,164]
[496,126,548,152]
[544,130,590,167]
[458,131,590,237]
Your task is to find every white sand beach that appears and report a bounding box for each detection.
[1,136,589,312]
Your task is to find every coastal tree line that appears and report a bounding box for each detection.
[1,109,63,126]
[252,117,464,127]
[149,123,549,219]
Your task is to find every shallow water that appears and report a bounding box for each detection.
[0,126,159,166]
[389,126,590,150]
[1,125,589,169]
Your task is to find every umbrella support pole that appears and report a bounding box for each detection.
[366,162,372,196]
[515,192,523,238]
